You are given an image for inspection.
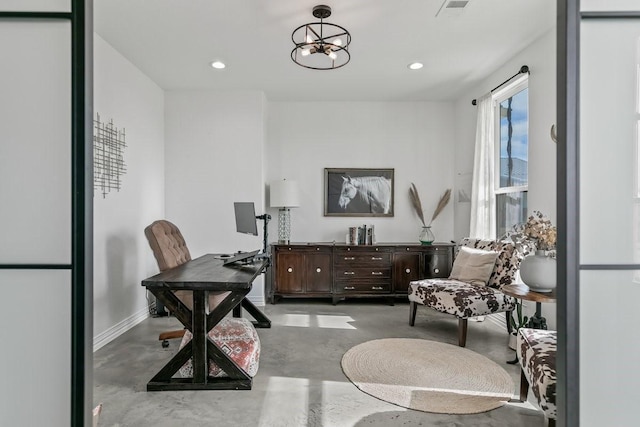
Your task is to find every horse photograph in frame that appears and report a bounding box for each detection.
[324,168,394,217]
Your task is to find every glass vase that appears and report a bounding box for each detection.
[419,226,435,245]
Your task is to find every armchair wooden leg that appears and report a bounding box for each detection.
[409,301,417,326]
[458,318,468,347]
[519,369,529,402]
[506,310,513,334]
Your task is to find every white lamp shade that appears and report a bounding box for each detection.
[270,179,300,208]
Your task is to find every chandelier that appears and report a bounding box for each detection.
[291,5,351,70]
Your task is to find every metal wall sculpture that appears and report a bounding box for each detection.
[93,113,126,198]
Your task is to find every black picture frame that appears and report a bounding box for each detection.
[324,168,394,217]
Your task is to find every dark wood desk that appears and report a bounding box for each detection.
[141,254,269,391]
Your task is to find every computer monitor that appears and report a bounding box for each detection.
[234,202,258,236]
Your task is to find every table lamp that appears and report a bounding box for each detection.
[270,179,300,244]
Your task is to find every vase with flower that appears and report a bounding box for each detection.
[506,211,558,293]
[409,184,451,245]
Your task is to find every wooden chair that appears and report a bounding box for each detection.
[144,220,228,346]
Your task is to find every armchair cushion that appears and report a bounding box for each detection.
[459,238,521,289]
[460,237,521,289]
[408,278,515,318]
[449,246,499,286]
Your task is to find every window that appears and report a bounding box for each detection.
[494,77,528,237]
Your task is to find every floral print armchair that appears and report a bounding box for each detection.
[408,238,522,347]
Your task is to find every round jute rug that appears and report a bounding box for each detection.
[341,338,514,414]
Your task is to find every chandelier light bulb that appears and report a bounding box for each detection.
[328,51,337,60]
[306,34,314,44]
[408,62,424,70]
[333,38,343,46]
[301,49,311,56]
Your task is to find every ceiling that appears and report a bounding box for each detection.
[94,0,555,102]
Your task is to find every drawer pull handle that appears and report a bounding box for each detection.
[344,271,355,275]
[316,268,322,273]
[371,257,382,260]
[287,267,293,273]
[371,286,384,290]
[344,286,355,290]
[406,247,410,251]
[434,268,440,274]
[316,247,320,251]
[344,257,355,260]
[371,272,383,275]
[405,268,411,274]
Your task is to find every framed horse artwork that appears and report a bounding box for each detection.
[324,168,394,217]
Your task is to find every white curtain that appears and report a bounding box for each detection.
[469,94,496,239]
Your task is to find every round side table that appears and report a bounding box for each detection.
[501,283,556,364]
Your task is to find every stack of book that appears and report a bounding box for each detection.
[348,225,375,245]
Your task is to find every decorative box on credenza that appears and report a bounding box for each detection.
[268,242,454,304]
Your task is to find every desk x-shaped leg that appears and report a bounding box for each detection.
[146,288,253,391]
[233,298,271,328]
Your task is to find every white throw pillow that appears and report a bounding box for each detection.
[449,246,499,286]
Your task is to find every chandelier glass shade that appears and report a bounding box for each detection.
[291,5,351,70]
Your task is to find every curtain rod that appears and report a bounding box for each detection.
[471,65,529,105]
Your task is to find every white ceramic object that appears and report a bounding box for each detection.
[519,250,557,293]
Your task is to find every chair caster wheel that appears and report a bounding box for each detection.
[161,340,169,348]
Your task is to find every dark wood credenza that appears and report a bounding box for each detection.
[268,242,455,304]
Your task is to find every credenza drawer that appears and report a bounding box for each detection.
[334,267,391,279]
[335,252,391,265]
[336,282,391,293]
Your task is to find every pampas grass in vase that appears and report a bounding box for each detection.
[409,184,451,245]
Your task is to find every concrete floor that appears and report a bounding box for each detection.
[93,299,545,427]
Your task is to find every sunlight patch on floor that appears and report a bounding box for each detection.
[259,376,310,427]
[316,315,356,330]
[321,379,406,426]
[282,314,311,327]
[280,314,356,330]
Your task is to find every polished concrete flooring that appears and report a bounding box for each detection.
[93,299,545,427]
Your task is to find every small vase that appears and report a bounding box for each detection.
[419,226,435,245]
[520,249,556,292]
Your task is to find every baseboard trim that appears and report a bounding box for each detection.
[93,306,150,352]
[94,296,263,352]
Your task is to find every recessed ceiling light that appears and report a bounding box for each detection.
[408,62,423,70]
[210,61,226,69]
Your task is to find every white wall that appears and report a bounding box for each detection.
[164,90,267,301]
[453,28,557,328]
[266,102,456,245]
[93,34,165,348]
